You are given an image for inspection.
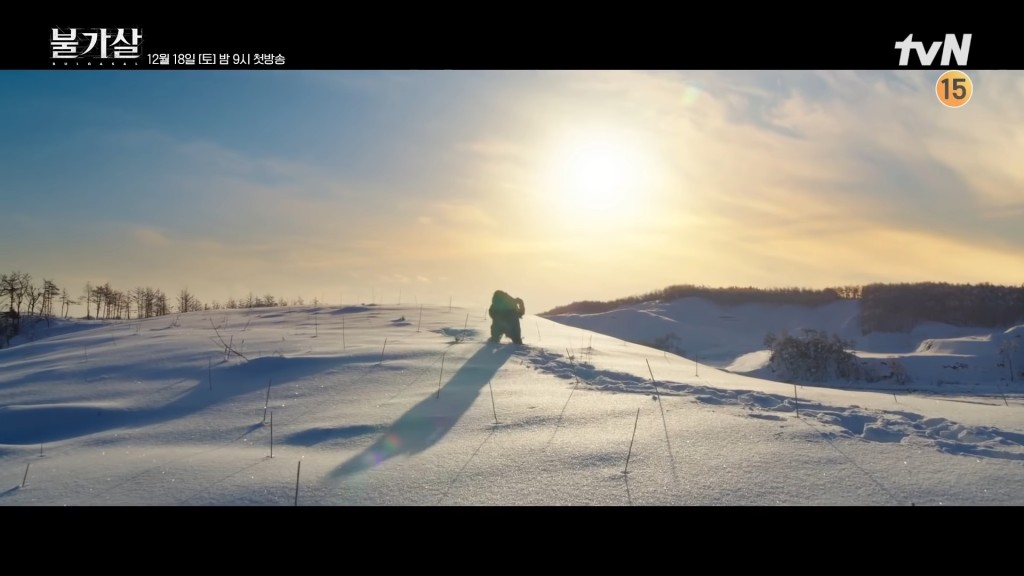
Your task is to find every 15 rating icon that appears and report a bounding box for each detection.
[936,70,973,108]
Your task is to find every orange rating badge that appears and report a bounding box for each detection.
[936,70,973,108]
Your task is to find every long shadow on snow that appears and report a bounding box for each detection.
[0,353,391,445]
[329,343,514,479]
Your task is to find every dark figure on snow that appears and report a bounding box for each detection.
[488,290,525,345]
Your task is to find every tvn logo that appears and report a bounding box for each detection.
[895,34,971,67]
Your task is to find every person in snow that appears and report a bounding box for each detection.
[488,290,526,345]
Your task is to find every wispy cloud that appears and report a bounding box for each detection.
[3,70,1022,313]
[565,70,1022,252]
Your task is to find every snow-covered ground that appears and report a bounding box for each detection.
[545,297,1024,395]
[2,302,1023,506]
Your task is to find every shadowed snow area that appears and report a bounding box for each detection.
[1,303,1022,505]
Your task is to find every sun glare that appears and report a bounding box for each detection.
[561,137,639,209]
[544,126,661,219]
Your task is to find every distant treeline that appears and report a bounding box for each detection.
[542,284,855,316]
[860,282,1024,332]
[0,268,317,327]
[541,282,1024,333]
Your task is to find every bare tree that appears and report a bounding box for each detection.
[82,282,93,319]
[90,283,104,319]
[113,288,128,319]
[178,288,194,314]
[1,272,23,313]
[95,283,123,319]
[176,287,204,314]
[142,287,157,318]
[128,287,142,320]
[25,282,41,318]
[59,288,78,319]
[14,271,31,314]
[154,290,169,316]
[0,272,24,340]
[42,280,59,318]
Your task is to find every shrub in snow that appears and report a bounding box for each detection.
[887,357,911,385]
[764,329,860,383]
[651,332,682,353]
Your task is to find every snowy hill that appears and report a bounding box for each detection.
[544,297,1024,391]
[2,304,1024,505]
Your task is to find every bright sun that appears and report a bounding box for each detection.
[563,141,635,207]
[546,126,656,216]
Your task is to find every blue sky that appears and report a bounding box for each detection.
[2,70,1022,313]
